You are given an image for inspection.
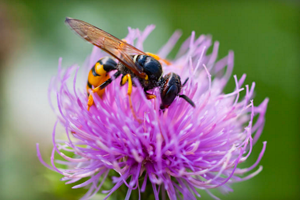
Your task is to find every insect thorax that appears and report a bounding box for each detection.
[117,62,160,91]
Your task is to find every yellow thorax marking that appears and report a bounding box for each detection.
[146,52,171,66]
[146,52,160,60]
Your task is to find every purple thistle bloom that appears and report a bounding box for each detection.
[37,25,268,200]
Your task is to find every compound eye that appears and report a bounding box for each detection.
[161,84,179,108]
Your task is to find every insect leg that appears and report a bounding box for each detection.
[146,52,171,66]
[87,71,121,110]
[100,71,121,89]
[144,89,156,99]
[121,74,133,95]
[121,74,141,123]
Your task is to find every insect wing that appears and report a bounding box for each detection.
[65,18,147,78]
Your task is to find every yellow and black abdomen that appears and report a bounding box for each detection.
[87,57,117,97]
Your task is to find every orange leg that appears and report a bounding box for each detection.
[87,87,101,111]
[87,71,121,111]
[146,93,156,99]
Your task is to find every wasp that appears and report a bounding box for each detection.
[65,17,195,116]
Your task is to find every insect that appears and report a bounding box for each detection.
[65,17,195,116]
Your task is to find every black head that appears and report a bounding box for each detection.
[160,72,195,110]
[134,55,162,82]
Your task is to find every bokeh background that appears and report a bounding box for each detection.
[0,0,299,199]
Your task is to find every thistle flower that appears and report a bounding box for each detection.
[37,25,268,200]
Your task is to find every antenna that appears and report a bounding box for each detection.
[179,94,195,108]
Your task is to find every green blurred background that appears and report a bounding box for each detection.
[0,0,299,199]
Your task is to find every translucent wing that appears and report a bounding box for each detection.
[65,17,148,79]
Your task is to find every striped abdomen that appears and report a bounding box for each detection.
[87,57,117,97]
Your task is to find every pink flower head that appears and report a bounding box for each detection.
[37,25,268,200]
